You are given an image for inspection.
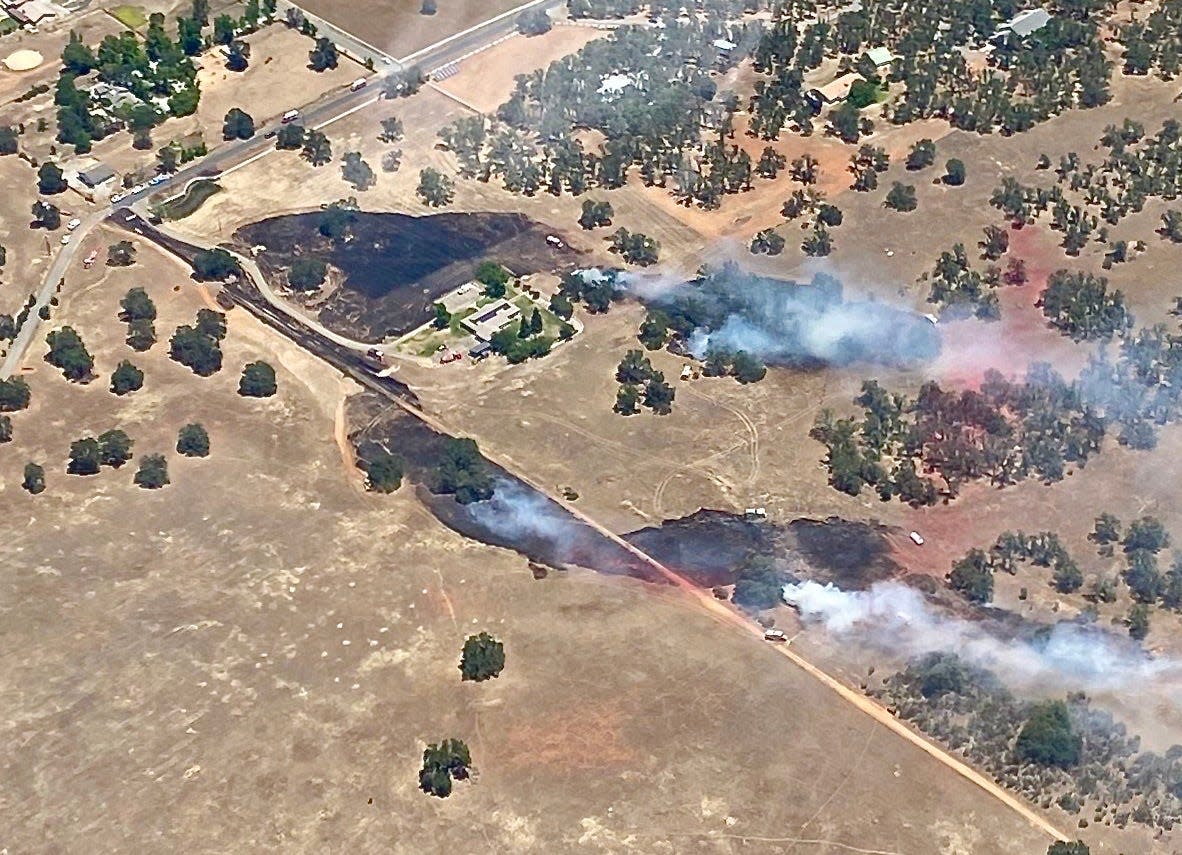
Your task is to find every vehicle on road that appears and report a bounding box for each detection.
[60,234,71,245]
[281,109,300,123]
[350,77,367,91]
[763,629,788,643]
[66,218,81,231]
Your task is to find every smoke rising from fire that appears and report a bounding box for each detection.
[621,265,941,369]
[784,580,1182,700]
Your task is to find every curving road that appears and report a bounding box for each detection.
[0,0,564,379]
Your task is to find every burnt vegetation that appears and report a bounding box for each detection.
[876,652,1182,832]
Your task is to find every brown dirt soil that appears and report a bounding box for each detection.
[0,233,1062,854]
[434,27,606,113]
[295,0,532,60]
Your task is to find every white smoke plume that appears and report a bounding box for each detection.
[461,478,576,557]
[619,265,940,368]
[784,580,1182,701]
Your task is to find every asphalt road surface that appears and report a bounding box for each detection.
[0,0,563,379]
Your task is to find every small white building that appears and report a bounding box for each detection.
[461,299,522,342]
[866,46,894,67]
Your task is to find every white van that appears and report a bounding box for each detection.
[281,109,300,123]
[350,78,367,91]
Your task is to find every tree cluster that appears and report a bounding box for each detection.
[613,349,674,415]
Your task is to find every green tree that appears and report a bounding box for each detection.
[432,302,451,329]
[301,129,332,166]
[134,453,170,488]
[191,248,239,281]
[213,13,236,44]
[1124,516,1169,553]
[176,423,210,457]
[37,162,67,195]
[906,138,936,170]
[238,360,277,397]
[98,429,133,468]
[614,383,640,415]
[32,200,61,230]
[67,436,102,475]
[288,257,327,290]
[1128,602,1151,641]
[731,351,767,384]
[643,373,675,415]
[1047,843,1090,855]
[418,739,471,798]
[222,107,255,140]
[23,462,46,494]
[943,158,966,186]
[828,102,862,143]
[750,227,785,255]
[45,326,94,382]
[308,37,338,71]
[196,308,226,341]
[110,359,144,395]
[475,261,509,297]
[365,450,403,492]
[846,78,878,108]
[226,39,249,72]
[429,437,493,504]
[0,125,19,156]
[120,287,157,322]
[885,182,918,212]
[732,555,785,610]
[127,318,156,351]
[0,414,10,443]
[459,632,505,681]
[107,240,137,267]
[1052,558,1083,594]
[177,17,204,56]
[1015,700,1080,768]
[169,325,222,375]
[0,378,32,411]
[949,549,993,603]
[61,30,96,74]
[378,116,404,143]
[168,86,200,118]
[578,199,613,229]
[417,167,454,207]
[276,122,304,150]
[341,151,375,191]
[317,205,356,240]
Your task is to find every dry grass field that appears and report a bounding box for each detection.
[9,11,1182,851]
[295,0,531,60]
[0,234,1067,854]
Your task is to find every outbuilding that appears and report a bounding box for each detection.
[78,163,116,188]
[807,72,864,108]
[866,46,894,67]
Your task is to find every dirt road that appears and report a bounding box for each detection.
[416,402,1072,845]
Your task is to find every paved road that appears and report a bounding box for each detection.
[0,0,562,380]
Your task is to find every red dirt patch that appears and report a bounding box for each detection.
[931,225,1090,389]
[497,704,636,773]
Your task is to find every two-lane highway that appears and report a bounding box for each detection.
[0,0,564,379]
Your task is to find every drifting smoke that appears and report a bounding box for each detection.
[622,264,941,369]
[784,580,1182,700]
[460,478,578,561]
[455,477,658,579]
